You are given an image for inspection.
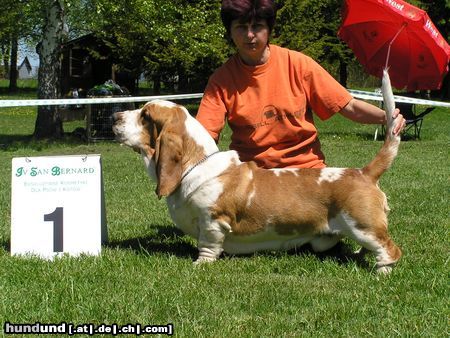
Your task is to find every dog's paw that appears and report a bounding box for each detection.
[376,264,393,275]
[193,257,216,266]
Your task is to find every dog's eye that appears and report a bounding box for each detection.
[141,111,150,121]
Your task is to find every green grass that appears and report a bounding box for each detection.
[0,88,449,337]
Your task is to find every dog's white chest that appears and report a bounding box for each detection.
[166,195,199,238]
[166,176,224,238]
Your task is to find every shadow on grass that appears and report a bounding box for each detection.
[0,131,90,151]
[107,224,198,260]
[0,135,34,150]
[0,87,37,96]
[291,241,370,269]
[109,224,370,269]
[1,240,10,253]
[224,241,370,269]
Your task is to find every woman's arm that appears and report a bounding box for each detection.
[339,98,405,136]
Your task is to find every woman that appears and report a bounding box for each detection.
[196,0,405,169]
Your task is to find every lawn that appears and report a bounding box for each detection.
[0,84,448,337]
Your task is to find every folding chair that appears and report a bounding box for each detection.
[380,102,435,139]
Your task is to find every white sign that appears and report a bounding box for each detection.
[11,154,107,259]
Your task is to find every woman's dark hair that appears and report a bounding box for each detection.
[221,0,277,39]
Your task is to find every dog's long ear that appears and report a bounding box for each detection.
[154,128,183,199]
[142,101,172,132]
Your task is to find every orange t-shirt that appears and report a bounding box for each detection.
[196,45,352,169]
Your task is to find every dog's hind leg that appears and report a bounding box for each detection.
[361,234,401,274]
[194,218,231,265]
[372,231,402,274]
[339,212,401,274]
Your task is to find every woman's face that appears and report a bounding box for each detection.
[230,18,270,65]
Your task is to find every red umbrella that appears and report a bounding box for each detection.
[338,0,450,92]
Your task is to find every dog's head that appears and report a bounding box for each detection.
[112,100,192,198]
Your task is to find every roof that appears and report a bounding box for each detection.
[18,56,32,72]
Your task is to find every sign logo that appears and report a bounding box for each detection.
[15,166,96,177]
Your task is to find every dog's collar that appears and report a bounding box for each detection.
[181,151,220,182]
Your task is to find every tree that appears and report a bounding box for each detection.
[0,0,43,91]
[274,0,352,87]
[89,0,230,93]
[418,0,450,99]
[0,0,22,92]
[33,0,66,139]
[0,0,68,138]
[0,44,10,78]
[9,37,18,92]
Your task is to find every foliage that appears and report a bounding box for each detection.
[78,0,231,92]
[0,0,60,52]
[418,0,450,40]
[0,0,42,91]
[0,1,39,42]
[87,80,128,96]
[275,0,349,63]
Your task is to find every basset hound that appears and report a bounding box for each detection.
[112,100,402,274]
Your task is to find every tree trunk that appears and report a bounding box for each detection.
[8,36,18,93]
[2,43,11,79]
[339,60,348,88]
[34,0,65,139]
[178,68,189,93]
[440,71,449,100]
[152,74,161,95]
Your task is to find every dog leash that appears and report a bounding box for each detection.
[180,151,221,182]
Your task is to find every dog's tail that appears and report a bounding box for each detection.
[362,69,401,182]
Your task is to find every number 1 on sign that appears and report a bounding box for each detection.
[44,207,63,252]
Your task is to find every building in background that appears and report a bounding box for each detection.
[17,56,38,79]
[60,34,137,97]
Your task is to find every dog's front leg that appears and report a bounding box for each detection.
[194,218,231,265]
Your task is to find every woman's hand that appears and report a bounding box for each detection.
[391,108,406,136]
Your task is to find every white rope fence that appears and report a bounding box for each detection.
[0,93,204,108]
[348,90,450,107]
[0,91,449,108]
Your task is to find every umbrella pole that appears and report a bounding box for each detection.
[385,22,408,69]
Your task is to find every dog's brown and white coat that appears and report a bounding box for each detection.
[113,100,402,273]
